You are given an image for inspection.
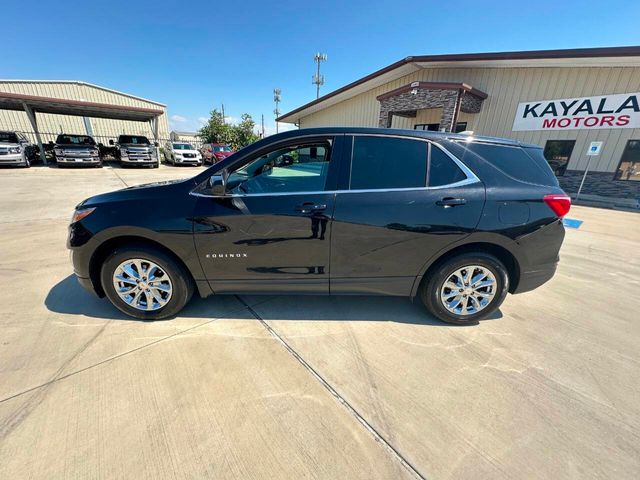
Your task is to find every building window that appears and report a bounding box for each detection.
[414,122,467,133]
[543,140,575,176]
[614,140,640,182]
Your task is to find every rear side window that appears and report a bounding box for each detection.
[429,146,467,186]
[350,136,427,189]
[464,143,558,186]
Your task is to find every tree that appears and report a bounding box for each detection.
[198,110,260,150]
[198,109,234,145]
[234,113,260,149]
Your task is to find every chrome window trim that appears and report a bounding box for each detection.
[190,133,481,199]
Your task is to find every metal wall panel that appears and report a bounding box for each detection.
[0,81,170,144]
[298,66,640,173]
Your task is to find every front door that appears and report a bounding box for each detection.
[330,135,485,295]
[192,135,342,294]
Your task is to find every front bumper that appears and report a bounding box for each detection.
[57,156,101,165]
[0,153,25,165]
[122,157,157,165]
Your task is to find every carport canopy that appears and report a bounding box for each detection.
[0,91,164,164]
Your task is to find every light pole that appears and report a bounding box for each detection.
[273,88,281,134]
[312,52,327,99]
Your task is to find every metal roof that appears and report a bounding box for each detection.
[277,46,640,123]
[0,79,166,107]
[0,91,164,122]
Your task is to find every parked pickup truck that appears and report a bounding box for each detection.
[111,135,159,168]
[0,131,38,167]
[53,134,103,167]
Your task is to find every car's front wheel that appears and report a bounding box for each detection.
[101,245,194,320]
[420,252,509,325]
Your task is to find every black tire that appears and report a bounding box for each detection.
[100,244,194,320]
[23,158,31,168]
[420,252,509,325]
[153,161,159,168]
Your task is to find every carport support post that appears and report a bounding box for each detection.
[149,117,159,157]
[22,102,47,165]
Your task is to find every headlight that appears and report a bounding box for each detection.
[120,148,128,156]
[175,152,182,157]
[71,207,96,224]
[91,149,99,155]
[54,148,64,155]
[9,146,21,154]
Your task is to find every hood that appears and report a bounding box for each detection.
[214,151,232,158]
[79,178,194,208]
[0,142,20,148]
[175,149,199,154]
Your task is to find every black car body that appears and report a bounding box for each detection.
[112,135,159,167]
[54,134,102,167]
[68,128,570,324]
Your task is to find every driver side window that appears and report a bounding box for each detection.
[227,141,332,195]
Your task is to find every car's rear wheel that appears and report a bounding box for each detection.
[420,252,508,325]
[101,245,194,320]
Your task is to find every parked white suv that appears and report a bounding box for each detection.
[164,142,202,166]
[0,131,36,167]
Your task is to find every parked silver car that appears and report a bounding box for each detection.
[0,131,36,167]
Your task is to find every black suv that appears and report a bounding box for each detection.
[68,128,570,324]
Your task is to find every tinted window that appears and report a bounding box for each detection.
[464,143,558,186]
[227,142,331,194]
[543,140,575,176]
[614,140,640,182]
[119,135,150,144]
[350,136,427,189]
[0,132,19,143]
[56,135,95,145]
[429,146,467,186]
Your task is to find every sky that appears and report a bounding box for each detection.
[3,0,640,135]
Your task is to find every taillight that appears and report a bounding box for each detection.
[543,194,571,218]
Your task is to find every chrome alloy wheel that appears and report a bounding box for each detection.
[112,259,173,311]
[440,265,497,316]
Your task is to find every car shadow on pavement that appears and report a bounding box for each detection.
[46,274,502,326]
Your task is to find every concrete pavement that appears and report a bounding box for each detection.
[0,163,638,479]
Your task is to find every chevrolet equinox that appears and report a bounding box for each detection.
[68,128,571,324]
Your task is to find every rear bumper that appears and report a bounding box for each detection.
[512,262,557,294]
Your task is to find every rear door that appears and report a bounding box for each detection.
[330,134,485,295]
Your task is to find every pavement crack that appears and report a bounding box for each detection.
[235,295,427,480]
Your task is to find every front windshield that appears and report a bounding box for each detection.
[214,146,231,152]
[120,135,150,144]
[56,135,95,145]
[0,132,19,143]
[173,143,194,150]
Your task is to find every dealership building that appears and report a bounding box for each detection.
[278,46,640,202]
[0,80,170,162]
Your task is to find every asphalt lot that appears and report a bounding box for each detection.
[0,163,639,479]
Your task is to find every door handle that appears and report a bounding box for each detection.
[295,202,327,213]
[436,197,466,207]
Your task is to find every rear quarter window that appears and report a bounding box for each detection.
[464,143,558,186]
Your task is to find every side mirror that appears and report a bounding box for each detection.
[109,139,114,145]
[98,143,104,148]
[154,142,159,147]
[208,172,227,196]
[48,141,54,146]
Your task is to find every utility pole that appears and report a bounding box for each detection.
[273,88,281,134]
[261,114,265,138]
[221,103,225,123]
[312,52,327,99]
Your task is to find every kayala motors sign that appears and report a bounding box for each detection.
[512,92,640,131]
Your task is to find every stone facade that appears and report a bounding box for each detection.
[378,89,460,130]
[558,170,640,199]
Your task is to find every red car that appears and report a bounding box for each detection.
[201,143,233,164]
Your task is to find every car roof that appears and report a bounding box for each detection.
[269,127,540,149]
